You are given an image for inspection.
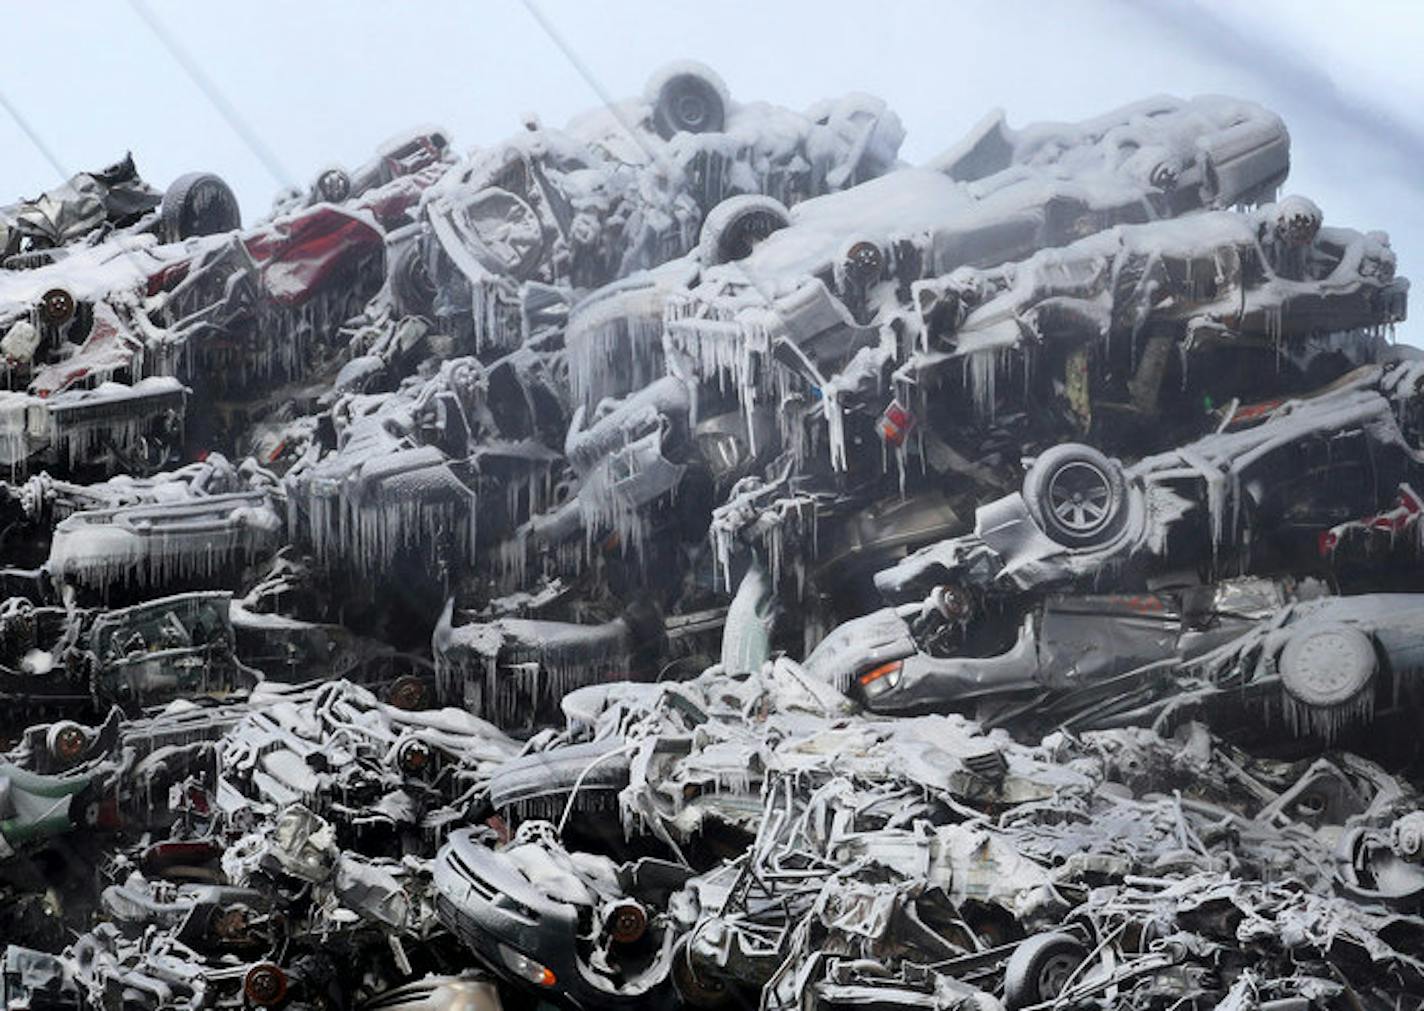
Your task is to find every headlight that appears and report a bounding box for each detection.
[857,660,903,699]
[498,943,557,987]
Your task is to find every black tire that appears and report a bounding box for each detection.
[670,937,731,1009]
[699,195,790,264]
[68,783,102,829]
[160,172,241,243]
[389,242,435,316]
[648,63,728,140]
[1004,932,1088,1010]
[1023,443,1128,548]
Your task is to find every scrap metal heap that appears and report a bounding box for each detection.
[0,64,1422,1011]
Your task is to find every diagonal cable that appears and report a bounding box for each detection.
[519,0,666,171]
[0,88,70,180]
[127,0,295,190]
[518,0,779,318]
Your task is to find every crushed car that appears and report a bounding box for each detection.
[0,61,1420,1011]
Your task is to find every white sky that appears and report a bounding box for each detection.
[4,1,1423,335]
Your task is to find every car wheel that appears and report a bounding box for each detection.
[1003,932,1088,1010]
[161,172,241,243]
[670,937,731,1008]
[389,242,435,316]
[648,62,728,140]
[38,287,76,327]
[699,195,790,264]
[67,784,102,829]
[386,674,431,711]
[243,963,289,1008]
[1024,443,1127,547]
[1278,623,1377,735]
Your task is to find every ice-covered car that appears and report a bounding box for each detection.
[283,357,496,602]
[434,822,690,1009]
[0,193,389,476]
[906,195,1407,444]
[0,154,239,267]
[571,94,1289,417]
[811,581,1424,741]
[0,590,251,714]
[878,362,1424,604]
[48,490,282,596]
[422,61,905,353]
[284,126,454,224]
[86,591,253,706]
[0,290,191,474]
[433,603,649,728]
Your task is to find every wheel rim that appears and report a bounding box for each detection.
[389,675,429,710]
[1047,460,1113,535]
[40,288,76,326]
[52,725,85,762]
[318,169,351,203]
[844,241,883,283]
[1037,952,1082,999]
[244,964,287,1007]
[723,210,784,261]
[674,88,709,129]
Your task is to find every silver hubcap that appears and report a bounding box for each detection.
[1048,461,1112,534]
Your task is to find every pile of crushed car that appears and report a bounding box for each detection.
[0,62,1421,1011]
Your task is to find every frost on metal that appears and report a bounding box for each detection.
[0,63,1422,1011]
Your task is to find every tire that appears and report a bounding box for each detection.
[389,242,435,316]
[1003,932,1088,1010]
[1023,443,1128,548]
[160,172,241,243]
[670,937,731,1009]
[699,195,790,264]
[67,783,102,829]
[648,62,728,140]
[1279,624,1377,710]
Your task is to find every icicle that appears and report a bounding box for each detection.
[567,289,668,409]
[1281,685,1374,743]
[965,347,999,421]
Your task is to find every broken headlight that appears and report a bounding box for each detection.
[857,660,903,699]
